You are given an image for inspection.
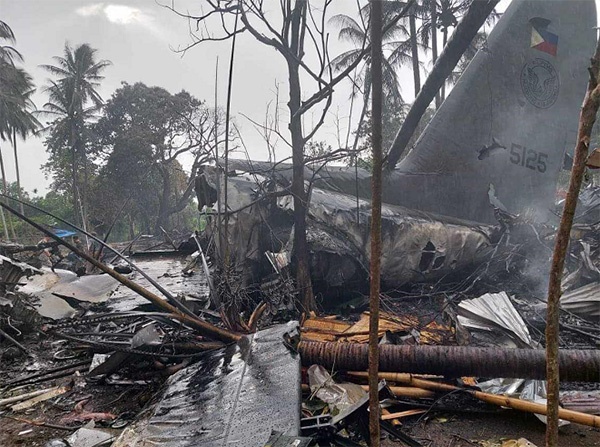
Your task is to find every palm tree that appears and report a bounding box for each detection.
[0,20,22,65]
[418,0,500,103]
[330,3,414,163]
[0,21,39,239]
[3,68,39,215]
[40,43,110,226]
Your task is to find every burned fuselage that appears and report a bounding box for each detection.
[196,165,495,296]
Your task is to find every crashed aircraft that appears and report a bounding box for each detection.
[196,0,597,294]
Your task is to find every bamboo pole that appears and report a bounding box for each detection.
[351,372,600,428]
[348,371,443,381]
[367,385,434,399]
[300,384,434,399]
[0,387,56,407]
[381,409,426,421]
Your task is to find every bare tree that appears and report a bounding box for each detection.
[167,0,413,311]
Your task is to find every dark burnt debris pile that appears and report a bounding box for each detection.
[0,174,597,447]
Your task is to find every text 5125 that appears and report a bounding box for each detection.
[509,143,548,173]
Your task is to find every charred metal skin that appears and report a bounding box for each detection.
[298,341,600,382]
[197,167,494,290]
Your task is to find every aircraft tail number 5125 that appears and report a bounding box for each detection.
[509,143,548,173]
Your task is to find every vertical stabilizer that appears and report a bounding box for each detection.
[384,0,596,223]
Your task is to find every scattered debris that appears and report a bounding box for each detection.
[65,425,115,447]
[458,292,534,348]
[112,322,300,447]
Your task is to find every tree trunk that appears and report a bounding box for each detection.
[0,145,10,240]
[386,0,500,169]
[368,1,383,444]
[155,166,172,234]
[223,5,240,269]
[352,86,370,223]
[545,40,600,447]
[82,150,89,231]
[409,12,421,96]
[0,145,16,240]
[71,126,79,227]
[298,342,600,382]
[431,0,440,108]
[441,28,448,102]
[12,130,24,217]
[288,1,316,313]
[129,214,135,240]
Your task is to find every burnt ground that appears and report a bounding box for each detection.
[1,329,599,447]
[387,411,600,447]
[0,330,164,447]
[1,266,598,446]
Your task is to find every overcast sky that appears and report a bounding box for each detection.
[0,0,586,196]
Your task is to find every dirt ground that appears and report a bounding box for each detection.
[392,410,600,447]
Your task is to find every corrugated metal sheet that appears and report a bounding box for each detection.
[561,282,600,320]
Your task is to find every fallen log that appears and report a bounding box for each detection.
[298,342,600,382]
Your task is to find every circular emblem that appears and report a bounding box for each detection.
[520,58,559,109]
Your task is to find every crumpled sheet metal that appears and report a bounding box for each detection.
[17,268,120,319]
[308,188,493,287]
[0,255,41,300]
[460,292,568,426]
[561,282,600,321]
[476,378,569,426]
[112,321,301,447]
[0,255,41,276]
[307,364,366,413]
[106,255,210,313]
[458,292,534,348]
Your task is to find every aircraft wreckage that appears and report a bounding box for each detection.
[1,0,599,446]
[195,162,497,292]
[195,0,597,295]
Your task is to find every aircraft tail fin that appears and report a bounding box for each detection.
[385,0,596,223]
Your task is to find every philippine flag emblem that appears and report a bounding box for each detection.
[530,17,558,57]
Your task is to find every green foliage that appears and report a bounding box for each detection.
[30,190,72,224]
[0,181,56,242]
[88,82,220,236]
[330,3,411,113]
[40,42,111,225]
